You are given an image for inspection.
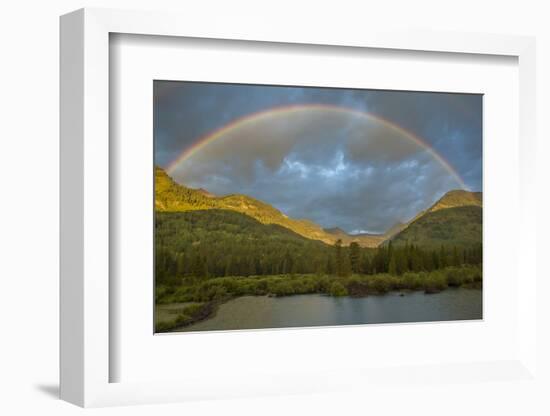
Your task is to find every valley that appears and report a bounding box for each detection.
[154,167,483,332]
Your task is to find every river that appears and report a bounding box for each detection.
[176,287,482,332]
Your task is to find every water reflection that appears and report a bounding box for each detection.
[178,288,482,332]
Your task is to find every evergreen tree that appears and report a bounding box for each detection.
[410,246,423,271]
[247,258,256,276]
[361,253,371,274]
[349,242,361,273]
[423,250,434,271]
[439,245,447,268]
[326,254,335,275]
[388,255,397,275]
[191,253,208,279]
[203,256,209,279]
[387,241,394,271]
[341,250,352,277]
[395,250,408,275]
[334,239,344,277]
[452,246,460,266]
[315,258,327,276]
[177,253,185,277]
[432,250,440,269]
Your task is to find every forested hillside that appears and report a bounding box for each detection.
[391,206,482,248]
[156,166,483,255]
[155,210,333,285]
[156,210,482,284]
[155,166,384,247]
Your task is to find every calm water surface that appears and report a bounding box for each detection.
[178,288,482,332]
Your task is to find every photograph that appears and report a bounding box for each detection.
[154,81,483,333]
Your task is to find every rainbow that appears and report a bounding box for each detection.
[166,104,467,190]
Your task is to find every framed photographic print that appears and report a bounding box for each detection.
[60,8,538,408]
[153,81,483,334]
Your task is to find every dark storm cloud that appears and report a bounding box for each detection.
[154,81,482,233]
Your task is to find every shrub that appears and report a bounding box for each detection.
[316,276,333,294]
[402,272,422,290]
[445,268,463,287]
[368,275,391,294]
[182,303,204,316]
[175,313,192,326]
[329,281,348,297]
[155,320,175,332]
[221,278,238,293]
[270,281,295,297]
[256,279,269,294]
[472,267,482,282]
[424,271,447,294]
[346,276,369,296]
[444,266,480,287]
[385,275,402,291]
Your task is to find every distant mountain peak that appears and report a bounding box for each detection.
[428,189,482,213]
[195,188,216,198]
[387,189,483,248]
[324,227,347,235]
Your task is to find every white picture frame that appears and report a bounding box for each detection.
[60,7,538,407]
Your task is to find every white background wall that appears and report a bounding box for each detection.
[0,1,548,415]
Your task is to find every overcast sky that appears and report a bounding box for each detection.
[154,81,482,234]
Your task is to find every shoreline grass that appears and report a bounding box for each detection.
[155,264,482,332]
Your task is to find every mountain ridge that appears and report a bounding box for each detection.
[156,166,481,247]
[428,189,482,213]
[390,190,482,247]
[156,167,341,245]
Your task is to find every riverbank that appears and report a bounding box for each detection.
[177,289,483,332]
[155,265,482,332]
